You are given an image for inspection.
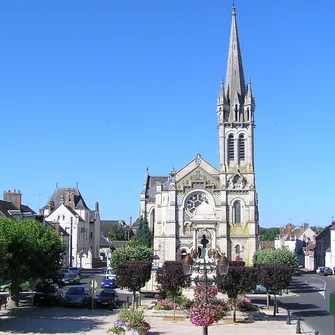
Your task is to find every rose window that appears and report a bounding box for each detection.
[186,193,208,215]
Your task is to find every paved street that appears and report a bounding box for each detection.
[272,273,335,335]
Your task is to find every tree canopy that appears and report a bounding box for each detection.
[0,218,66,304]
[156,261,191,295]
[108,221,127,241]
[110,244,153,272]
[259,227,280,241]
[217,266,257,321]
[253,247,299,269]
[135,216,151,247]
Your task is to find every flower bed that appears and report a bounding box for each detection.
[107,308,151,335]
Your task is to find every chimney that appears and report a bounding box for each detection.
[286,223,292,235]
[95,202,99,211]
[303,222,309,231]
[279,226,284,235]
[130,216,133,226]
[64,188,75,208]
[3,190,22,209]
[60,194,65,205]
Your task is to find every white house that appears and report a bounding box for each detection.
[41,187,101,268]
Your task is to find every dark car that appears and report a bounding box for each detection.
[323,267,333,276]
[63,286,92,307]
[96,289,119,309]
[33,280,63,306]
[293,268,302,276]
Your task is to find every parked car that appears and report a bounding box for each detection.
[63,286,92,307]
[0,280,31,292]
[96,289,119,309]
[323,267,333,276]
[60,273,80,286]
[316,267,325,275]
[105,268,117,280]
[292,268,302,276]
[33,280,63,306]
[68,267,81,277]
[101,276,117,289]
[59,269,75,276]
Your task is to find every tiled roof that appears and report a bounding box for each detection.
[42,188,89,210]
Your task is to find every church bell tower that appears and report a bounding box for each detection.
[217,5,259,263]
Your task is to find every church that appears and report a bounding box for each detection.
[139,5,259,265]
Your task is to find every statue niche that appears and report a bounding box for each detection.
[198,234,209,259]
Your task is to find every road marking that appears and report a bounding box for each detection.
[305,276,326,299]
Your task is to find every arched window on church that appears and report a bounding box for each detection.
[233,201,241,224]
[239,135,245,162]
[228,134,234,163]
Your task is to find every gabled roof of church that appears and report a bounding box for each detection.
[42,187,89,210]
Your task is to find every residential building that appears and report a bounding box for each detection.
[0,190,35,220]
[315,224,332,270]
[138,5,259,265]
[41,186,101,269]
[275,222,316,267]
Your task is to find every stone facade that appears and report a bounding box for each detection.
[139,6,259,265]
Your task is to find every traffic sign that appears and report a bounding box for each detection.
[89,280,98,289]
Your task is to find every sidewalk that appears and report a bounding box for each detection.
[88,309,315,335]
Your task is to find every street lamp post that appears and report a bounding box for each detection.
[182,252,229,335]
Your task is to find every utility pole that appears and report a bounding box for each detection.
[70,217,73,267]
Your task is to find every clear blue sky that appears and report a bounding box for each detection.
[1,1,334,228]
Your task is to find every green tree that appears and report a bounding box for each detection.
[253,247,298,269]
[259,227,280,241]
[0,218,66,306]
[110,244,153,272]
[108,221,127,241]
[135,216,151,247]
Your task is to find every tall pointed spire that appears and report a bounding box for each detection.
[225,4,245,104]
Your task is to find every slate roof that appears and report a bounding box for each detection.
[0,200,19,217]
[131,217,141,228]
[100,235,111,248]
[100,220,125,237]
[43,188,89,210]
[145,176,169,199]
[20,204,36,214]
